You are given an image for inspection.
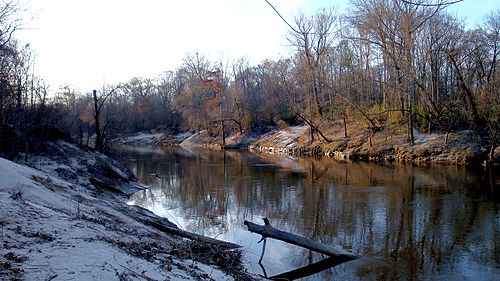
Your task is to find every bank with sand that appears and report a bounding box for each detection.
[0,141,257,281]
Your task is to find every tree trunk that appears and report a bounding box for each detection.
[343,116,348,138]
[408,95,414,145]
[448,53,482,129]
[126,205,240,250]
[219,101,225,148]
[244,218,359,260]
[295,111,331,143]
[92,90,102,151]
[78,126,83,146]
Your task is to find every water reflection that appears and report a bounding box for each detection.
[113,145,500,280]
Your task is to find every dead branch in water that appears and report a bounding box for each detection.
[244,218,359,259]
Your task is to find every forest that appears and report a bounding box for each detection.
[1,0,498,159]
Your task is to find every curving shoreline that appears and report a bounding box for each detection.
[0,141,258,281]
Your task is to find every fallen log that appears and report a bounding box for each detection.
[126,205,241,250]
[149,221,241,250]
[244,218,359,260]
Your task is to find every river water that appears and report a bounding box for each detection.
[113,145,499,281]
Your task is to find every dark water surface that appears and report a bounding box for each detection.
[113,145,500,281]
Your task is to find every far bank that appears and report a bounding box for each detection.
[114,123,499,166]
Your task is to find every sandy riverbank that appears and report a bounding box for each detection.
[0,141,257,281]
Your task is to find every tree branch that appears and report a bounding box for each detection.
[400,0,464,7]
[264,0,302,35]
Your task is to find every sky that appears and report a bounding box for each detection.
[15,0,499,92]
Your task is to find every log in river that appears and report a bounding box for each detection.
[244,218,359,260]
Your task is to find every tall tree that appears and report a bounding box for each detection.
[172,52,212,132]
[285,9,339,142]
[349,0,461,144]
[92,84,120,151]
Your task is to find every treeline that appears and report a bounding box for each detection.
[0,0,498,158]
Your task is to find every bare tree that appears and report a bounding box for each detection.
[92,84,120,151]
[172,52,213,132]
[203,68,226,145]
[349,0,462,144]
[0,0,23,49]
[284,9,339,143]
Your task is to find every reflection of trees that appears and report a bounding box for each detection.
[120,147,500,280]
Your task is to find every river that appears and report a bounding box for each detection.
[112,145,499,281]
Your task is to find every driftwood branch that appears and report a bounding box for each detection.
[149,221,240,249]
[127,205,240,250]
[244,218,359,260]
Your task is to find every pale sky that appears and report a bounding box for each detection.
[16,0,499,92]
